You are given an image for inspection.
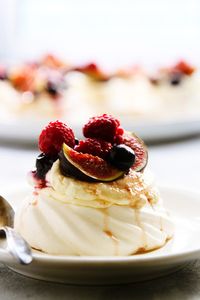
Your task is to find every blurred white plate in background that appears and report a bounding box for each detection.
[0,116,200,144]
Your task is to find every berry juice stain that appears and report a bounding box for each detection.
[30,171,48,190]
[29,171,49,206]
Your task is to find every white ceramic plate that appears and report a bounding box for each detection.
[0,185,200,285]
[1,116,200,144]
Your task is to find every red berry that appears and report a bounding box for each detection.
[174,61,195,76]
[116,126,124,135]
[74,138,112,159]
[114,134,124,145]
[83,114,120,143]
[39,121,75,155]
[74,63,109,81]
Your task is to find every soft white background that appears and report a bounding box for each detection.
[0,0,200,191]
[0,0,200,69]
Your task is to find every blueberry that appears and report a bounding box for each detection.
[75,138,79,145]
[108,144,135,171]
[36,153,57,179]
[169,71,183,86]
[46,81,59,96]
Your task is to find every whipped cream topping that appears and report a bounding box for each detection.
[36,160,159,209]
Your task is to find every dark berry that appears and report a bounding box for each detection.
[46,81,59,96]
[108,144,135,171]
[36,153,58,179]
[169,71,183,86]
[39,120,75,155]
[75,138,79,145]
[0,67,7,80]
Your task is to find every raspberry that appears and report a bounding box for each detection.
[74,138,112,159]
[83,114,120,143]
[114,127,125,144]
[116,127,124,136]
[174,61,195,76]
[74,63,108,81]
[39,120,75,155]
[114,134,124,145]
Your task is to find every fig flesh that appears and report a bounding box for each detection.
[59,144,124,182]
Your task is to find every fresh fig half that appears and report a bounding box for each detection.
[121,131,148,172]
[59,144,124,182]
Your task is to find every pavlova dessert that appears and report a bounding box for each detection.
[0,54,68,120]
[148,60,200,118]
[65,63,112,122]
[15,114,174,256]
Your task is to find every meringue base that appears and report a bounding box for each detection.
[15,194,174,256]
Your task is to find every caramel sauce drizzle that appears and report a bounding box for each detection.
[134,208,147,250]
[102,208,119,255]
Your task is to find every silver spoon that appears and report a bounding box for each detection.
[0,195,32,265]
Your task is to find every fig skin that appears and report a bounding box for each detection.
[122,132,148,172]
[59,151,97,182]
[59,144,124,182]
[108,144,136,171]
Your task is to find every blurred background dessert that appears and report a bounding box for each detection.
[0,0,200,143]
[0,0,199,186]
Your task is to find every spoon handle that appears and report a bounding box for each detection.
[0,226,32,265]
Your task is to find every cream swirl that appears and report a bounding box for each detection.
[36,160,159,209]
[15,193,173,256]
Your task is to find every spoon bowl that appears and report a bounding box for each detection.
[0,196,14,228]
[0,195,32,265]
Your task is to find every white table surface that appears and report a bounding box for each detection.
[0,136,200,299]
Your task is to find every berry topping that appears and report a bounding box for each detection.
[116,127,124,136]
[83,114,120,143]
[174,60,195,76]
[0,65,7,80]
[59,144,123,182]
[114,126,124,144]
[36,153,58,179]
[39,120,75,155]
[75,138,79,145]
[36,115,148,183]
[46,80,60,96]
[114,134,124,145]
[169,71,183,86]
[45,71,66,97]
[9,66,36,92]
[108,144,135,171]
[74,63,109,81]
[120,132,148,172]
[75,138,112,159]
